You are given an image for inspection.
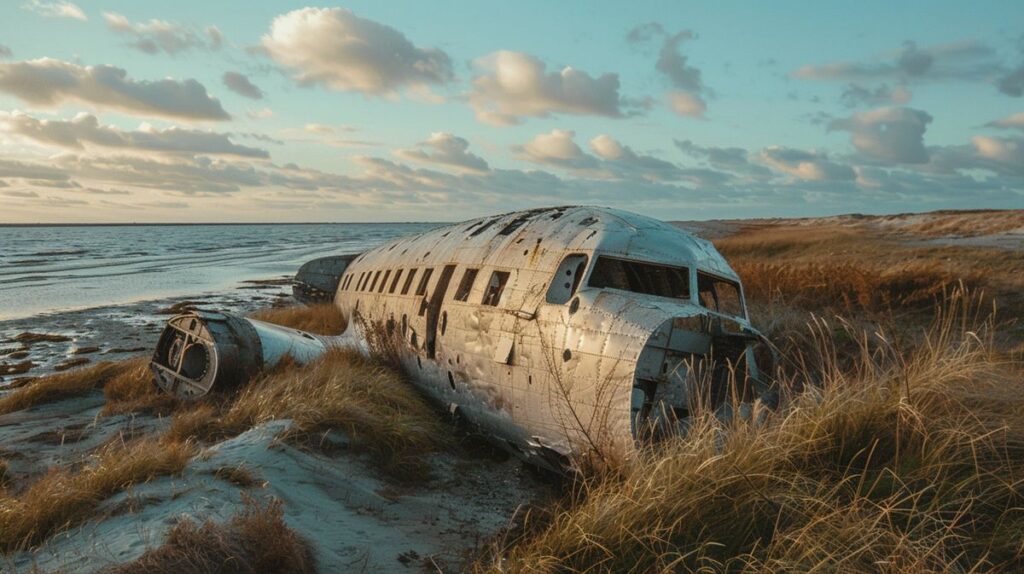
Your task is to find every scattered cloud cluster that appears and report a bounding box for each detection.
[396,132,490,174]
[104,12,223,55]
[829,107,933,164]
[468,51,629,125]
[22,1,86,21]
[0,111,267,158]
[0,58,229,120]
[261,7,453,97]
[760,146,855,181]
[1,6,1021,219]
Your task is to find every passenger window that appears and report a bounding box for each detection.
[369,270,381,292]
[402,268,418,295]
[453,268,478,302]
[357,272,368,291]
[546,254,588,304]
[697,272,744,318]
[416,268,433,296]
[389,269,403,294]
[482,271,510,306]
[588,257,690,300]
[378,270,391,293]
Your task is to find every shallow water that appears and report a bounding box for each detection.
[0,223,437,321]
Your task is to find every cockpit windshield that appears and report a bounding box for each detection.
[588,256,690,301]
[697,271,744,318]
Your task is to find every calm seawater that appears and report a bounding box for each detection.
[0,223,438,321]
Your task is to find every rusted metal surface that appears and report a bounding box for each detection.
[150,206,773,470]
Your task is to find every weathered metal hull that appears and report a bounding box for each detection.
[150,206,771,470]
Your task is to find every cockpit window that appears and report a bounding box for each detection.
[546,254,588,304]
[697,272,744,318]
[588,257,690,301]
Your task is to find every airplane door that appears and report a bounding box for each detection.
[425,264,456,359]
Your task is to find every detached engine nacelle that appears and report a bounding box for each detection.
[150,311,342,398]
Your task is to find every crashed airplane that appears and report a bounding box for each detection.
[150,206,773,469]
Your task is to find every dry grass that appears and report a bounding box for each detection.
[153,346,445,477]
[225,349,447,474]
[102,357,178,416]
[102,496,316,574]
[479,292,1024,573]
[0,361,130,416]
[249,303,346,335]
[0,438,193,552]
[882,210,1024,238]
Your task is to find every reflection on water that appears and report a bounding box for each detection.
[0,223,438,320]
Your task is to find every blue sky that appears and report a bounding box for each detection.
[0,0,1021,222]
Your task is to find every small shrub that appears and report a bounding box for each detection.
[102,496,316,574]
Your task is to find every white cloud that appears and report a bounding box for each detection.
[829,106,933,164]
[986,112,1024,130]
[468,51,628,125]
[261,7,453,96]
[0,111,268,158]
[396,132,489,174]
[972,136,1024,171]
[0,58,229,121]
[247,108,274,120]
[516,129,598,170]
[516,130,687,182]
[222,72,264,100]
[22,1,86,21]
[0,45,11,59]
[760,146,856,181]
[103,12,223,55]
[667,90,706,118]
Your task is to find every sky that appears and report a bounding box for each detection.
[0,1,1022,223]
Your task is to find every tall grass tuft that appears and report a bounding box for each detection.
[0,438,193,552]
[221,349,447,476]
[101,496,316,574]
[481,290,1024,573]
[0,361,131,416]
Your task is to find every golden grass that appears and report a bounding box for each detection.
[249,303,346,335]
[0,361,130,416]
[887,210,1024,238]
[102,357,178,416]
[154,347,445,477]
[0,438,193,552]
[178,350,447,476]
[102,496,316,574]
[479,292,1024,573]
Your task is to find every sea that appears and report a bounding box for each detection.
[0,223,438,321]
[0,223,438,379]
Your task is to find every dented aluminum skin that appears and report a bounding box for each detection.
[150,206,770,471]
[333,206,770,468]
